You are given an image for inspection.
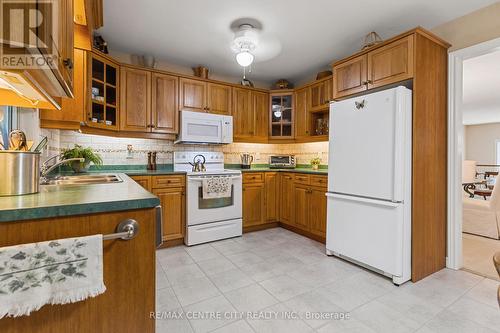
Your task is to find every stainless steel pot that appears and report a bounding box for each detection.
[0,151,40,196]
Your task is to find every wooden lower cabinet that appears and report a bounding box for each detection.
[131,174,186,243]
[130,175,152,192]
[285,173,328,240]
[294,184,310,231]
[279,173,295,226]
[153,186,185,242]
[242,183,265,227]
[0,209,156,333]
[264,172,279,222]
[309,187,328,237]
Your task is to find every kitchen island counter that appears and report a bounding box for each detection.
[0,173,160,222]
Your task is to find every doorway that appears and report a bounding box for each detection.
[448,37,500,280]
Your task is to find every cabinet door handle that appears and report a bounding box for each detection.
[367,80,373,84]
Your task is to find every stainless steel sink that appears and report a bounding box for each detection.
[40,174,123,186]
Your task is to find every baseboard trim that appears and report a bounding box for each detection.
[243,222,280,233]
[279,223,326,243]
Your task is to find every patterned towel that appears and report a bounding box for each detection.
[0,235,106,318]
[202,176,232,199]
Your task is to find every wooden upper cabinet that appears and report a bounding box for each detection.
[40,48,87,129]
[253,91,269,141]
[295,88,309,138]
[324,78,333,104]
[120,67,151,132]
[233,87,254,139]
[87,52,120,130]
[179,78,207,112]
[333,35,415,99]
[309,78,332,112]
[207,83,232,115]
[59,0,75,90]
[333,55,368,99]
[152,73,179,134]
[367,35,414,89]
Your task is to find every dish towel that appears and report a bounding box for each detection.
[202,176,232,199]
[0,235,106,318]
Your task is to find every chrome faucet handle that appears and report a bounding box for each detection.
[40,157,85,178]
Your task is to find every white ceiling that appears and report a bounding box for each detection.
[463,50,500,125]
[99,0,496,85]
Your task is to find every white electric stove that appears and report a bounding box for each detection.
[173,152,242,246]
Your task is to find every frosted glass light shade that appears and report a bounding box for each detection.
[236,51,254,67]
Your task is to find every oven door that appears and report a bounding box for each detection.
[187,175,242,226]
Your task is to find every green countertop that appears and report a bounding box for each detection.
[239,168,328,175]
[0,164,327,223]
[58,164,186,176]
[0,173,160,223]
[225,164,328,175]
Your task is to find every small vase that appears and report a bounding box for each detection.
[312,164,319,170]
[71,160,90,173]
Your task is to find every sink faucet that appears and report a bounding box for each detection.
[40,155,85,180]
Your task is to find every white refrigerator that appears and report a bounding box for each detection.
[326,86,412,285]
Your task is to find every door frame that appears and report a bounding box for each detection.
[447,36,500,270]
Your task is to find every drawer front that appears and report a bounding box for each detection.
[294,174,311,185]
[243,172,264,184]
[152,175,185,188]
[311,175,328,187]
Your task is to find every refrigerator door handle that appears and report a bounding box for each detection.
[326,192,401,208]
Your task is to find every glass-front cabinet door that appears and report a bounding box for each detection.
[87,52,119,130]
[270,91,294,139]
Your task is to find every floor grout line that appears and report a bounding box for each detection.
[157,228,499,333]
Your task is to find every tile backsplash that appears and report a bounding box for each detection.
[41,129,329,166]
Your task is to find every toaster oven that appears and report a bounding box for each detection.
[269,155,296,169]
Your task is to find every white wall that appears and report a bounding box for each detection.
[431,2,500,51]
[464,122,500,164]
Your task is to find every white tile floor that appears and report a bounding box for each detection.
[155,228,500,333]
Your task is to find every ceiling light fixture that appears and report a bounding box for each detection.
[236,51,254,67]
[232,24,258,68]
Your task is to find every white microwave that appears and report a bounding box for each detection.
[176,110,233,144]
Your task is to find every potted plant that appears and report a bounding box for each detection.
[61,144,103,173]
[310,157,322,170]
